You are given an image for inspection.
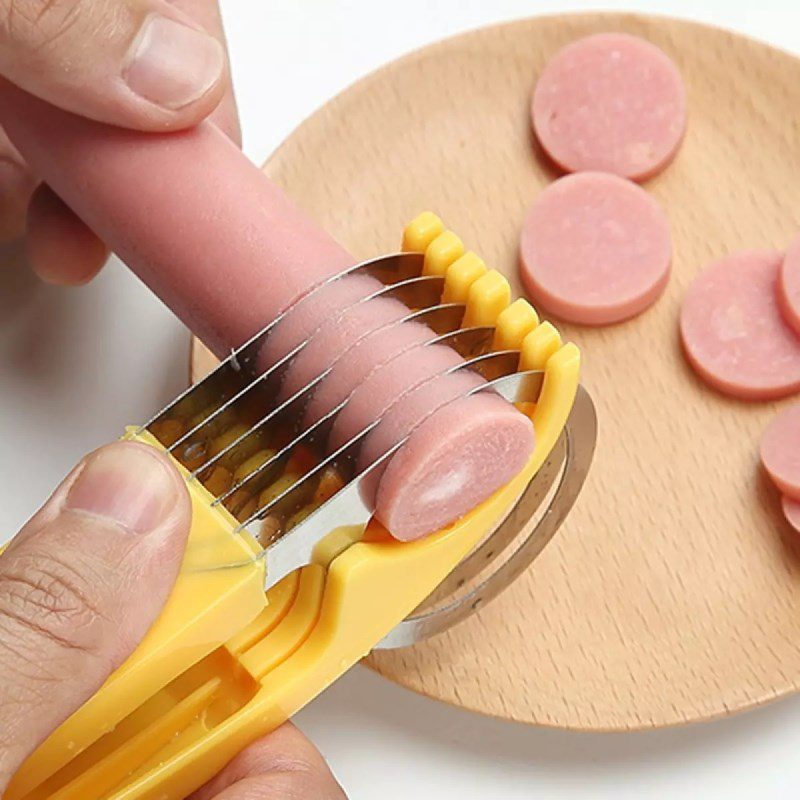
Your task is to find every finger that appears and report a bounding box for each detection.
[0,441,191,790]
[15,1,240,283]
[190,723,347,800]
[0,128,36,242]
[26,184,109,284]
[0,0,228,132]
[167,0,241,146]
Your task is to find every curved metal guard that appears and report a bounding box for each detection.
[375,384,597,649]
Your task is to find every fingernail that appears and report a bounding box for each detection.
[66,444,179,534]
[123,14,224,110]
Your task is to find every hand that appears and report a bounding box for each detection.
[0,0,241,285]
[0,441,346,799]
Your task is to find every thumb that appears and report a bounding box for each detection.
[0,440,191,789]
[0,0,227,130]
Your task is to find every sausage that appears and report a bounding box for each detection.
[532,33,687,181]
[261,275,383,368]
[778,235,800,337]
[327,343,465,452]
[0,81,352,359]
[0,83,534,540]
[680,251,800,400]
[302,320,435,427]
[519,172,671,325]
[760,404,800,499]
[277,296,410,400]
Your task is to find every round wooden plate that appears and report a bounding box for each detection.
[191,12,800,730]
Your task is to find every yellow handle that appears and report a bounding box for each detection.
[6,439,268,800]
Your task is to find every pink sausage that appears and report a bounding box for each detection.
[356,369,535,541]
[302,321,435,428]
[278,296,409,401]
[0,85,535,540]
[260,274,382,368]
[783,496,800,534]
[532,33,687,181]
[760,404,800,499]
[358,369,487,471]
[680,251,800,400]
[328,343,465,452]
[778,235,800,337]
[0,81,352,359]
[376,393,535,540]
[519,172,671,325]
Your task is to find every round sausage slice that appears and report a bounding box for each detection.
[519,172,671,325]
[760,404,800,499]
[778,235,800,337]
[376,392,535,541]
[681,251,800,400]
[532,33,687,181]
[783,496,800,534]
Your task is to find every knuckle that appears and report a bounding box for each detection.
[0,550,105,655]
[0,0,83,54]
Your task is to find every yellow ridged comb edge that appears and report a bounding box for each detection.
[423,230,464,277]
[520,322,563,371]
[401,211,443,252]
[463,270,511,328]
[442,251,488,304]
[493,298,539,351]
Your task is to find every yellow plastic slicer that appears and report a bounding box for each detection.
[7,213,596,800]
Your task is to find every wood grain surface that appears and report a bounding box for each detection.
[191,12,800,730]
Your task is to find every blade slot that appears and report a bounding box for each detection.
[450,349,521,381]
[429,326,494,358]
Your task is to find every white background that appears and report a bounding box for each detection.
[2,1,800,797]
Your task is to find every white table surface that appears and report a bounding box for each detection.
[2,1,800,797]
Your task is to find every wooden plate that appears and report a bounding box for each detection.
[191,12,800,730]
